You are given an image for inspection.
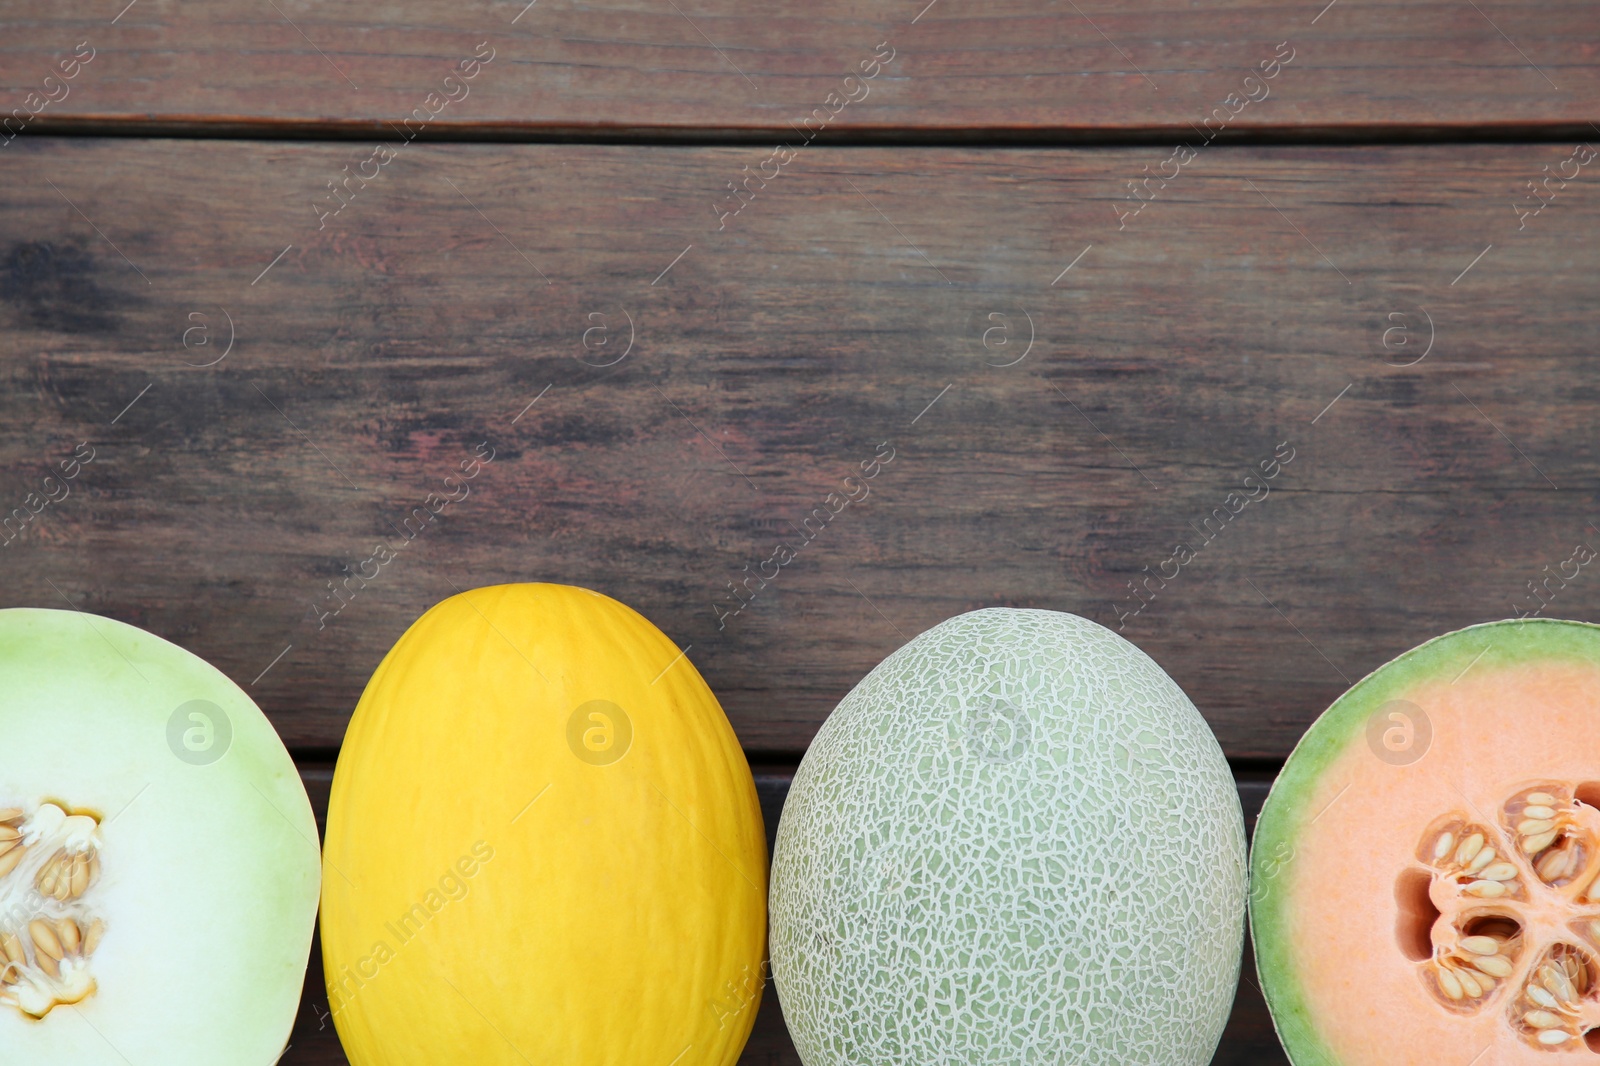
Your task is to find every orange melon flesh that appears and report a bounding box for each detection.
[1252,619,1600,1064]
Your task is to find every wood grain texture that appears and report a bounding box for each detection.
[283,767,1283,1064]
[0,0,1594,139]
[3,137,1599,758]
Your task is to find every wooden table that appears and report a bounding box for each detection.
[2,1,1596,1061]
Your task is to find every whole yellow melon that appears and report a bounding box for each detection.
[321,584,767,1066]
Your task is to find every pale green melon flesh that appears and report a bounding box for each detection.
[1251,618,1600,1066]
[770,608,1247,1066]
[0,608,320,1065]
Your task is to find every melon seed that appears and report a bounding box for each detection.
[1473,955,1514,978]
[0,845,26,878]
[1537,849,1573,880]
[28,920,62,961]
[1542,966,1577,1003]
[55,919,79,954]
[1478,862,1518,881]
[1457,834,1485,864]
[1467,847,1496,873]
[1434,833,1455,861]
[1523,829,1560,854]
[1539,1030,1572,1045]
[1460,936,1500,955]
[1456,968,1484,997]
[82,919,104,957]
[1528,984,1559,1009]
[1525,1010,1562,1029]
[1518,818,1557,836]
[1438,967,1464,1000]
[1464,880,1507,897]
[1527,792,1558,806]
[1524,805,1558,820]
[36,851,62,896]
[0,809,22,823]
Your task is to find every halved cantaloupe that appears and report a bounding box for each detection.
[1253,618,1600,1062]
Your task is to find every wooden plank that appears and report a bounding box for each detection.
[4,138,1599,758]
[284,767,1282,1064]
[0,0,1594,138]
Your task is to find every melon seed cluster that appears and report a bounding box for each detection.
[0,802,105,1018]
[1511,947,1593,1049]
[1414,787,1600,1050]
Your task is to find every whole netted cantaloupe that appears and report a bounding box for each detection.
[321,584,768,1066]
[770,608,1247,1066]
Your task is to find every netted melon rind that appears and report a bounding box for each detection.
[770,607,1247,1066]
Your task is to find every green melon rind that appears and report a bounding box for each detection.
[1249,617,1600,1066]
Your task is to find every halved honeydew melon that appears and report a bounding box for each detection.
[1253,618,1600,1063]
[0,608,321,1065]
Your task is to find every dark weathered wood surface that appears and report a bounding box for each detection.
[0,0,1593,138]
[6,0,1597,1040]
[282,767,1283,1064]
[4,138,1598,758]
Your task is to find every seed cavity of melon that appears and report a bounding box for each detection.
[1409,785,1600,1050]
[0,802,104,1019]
